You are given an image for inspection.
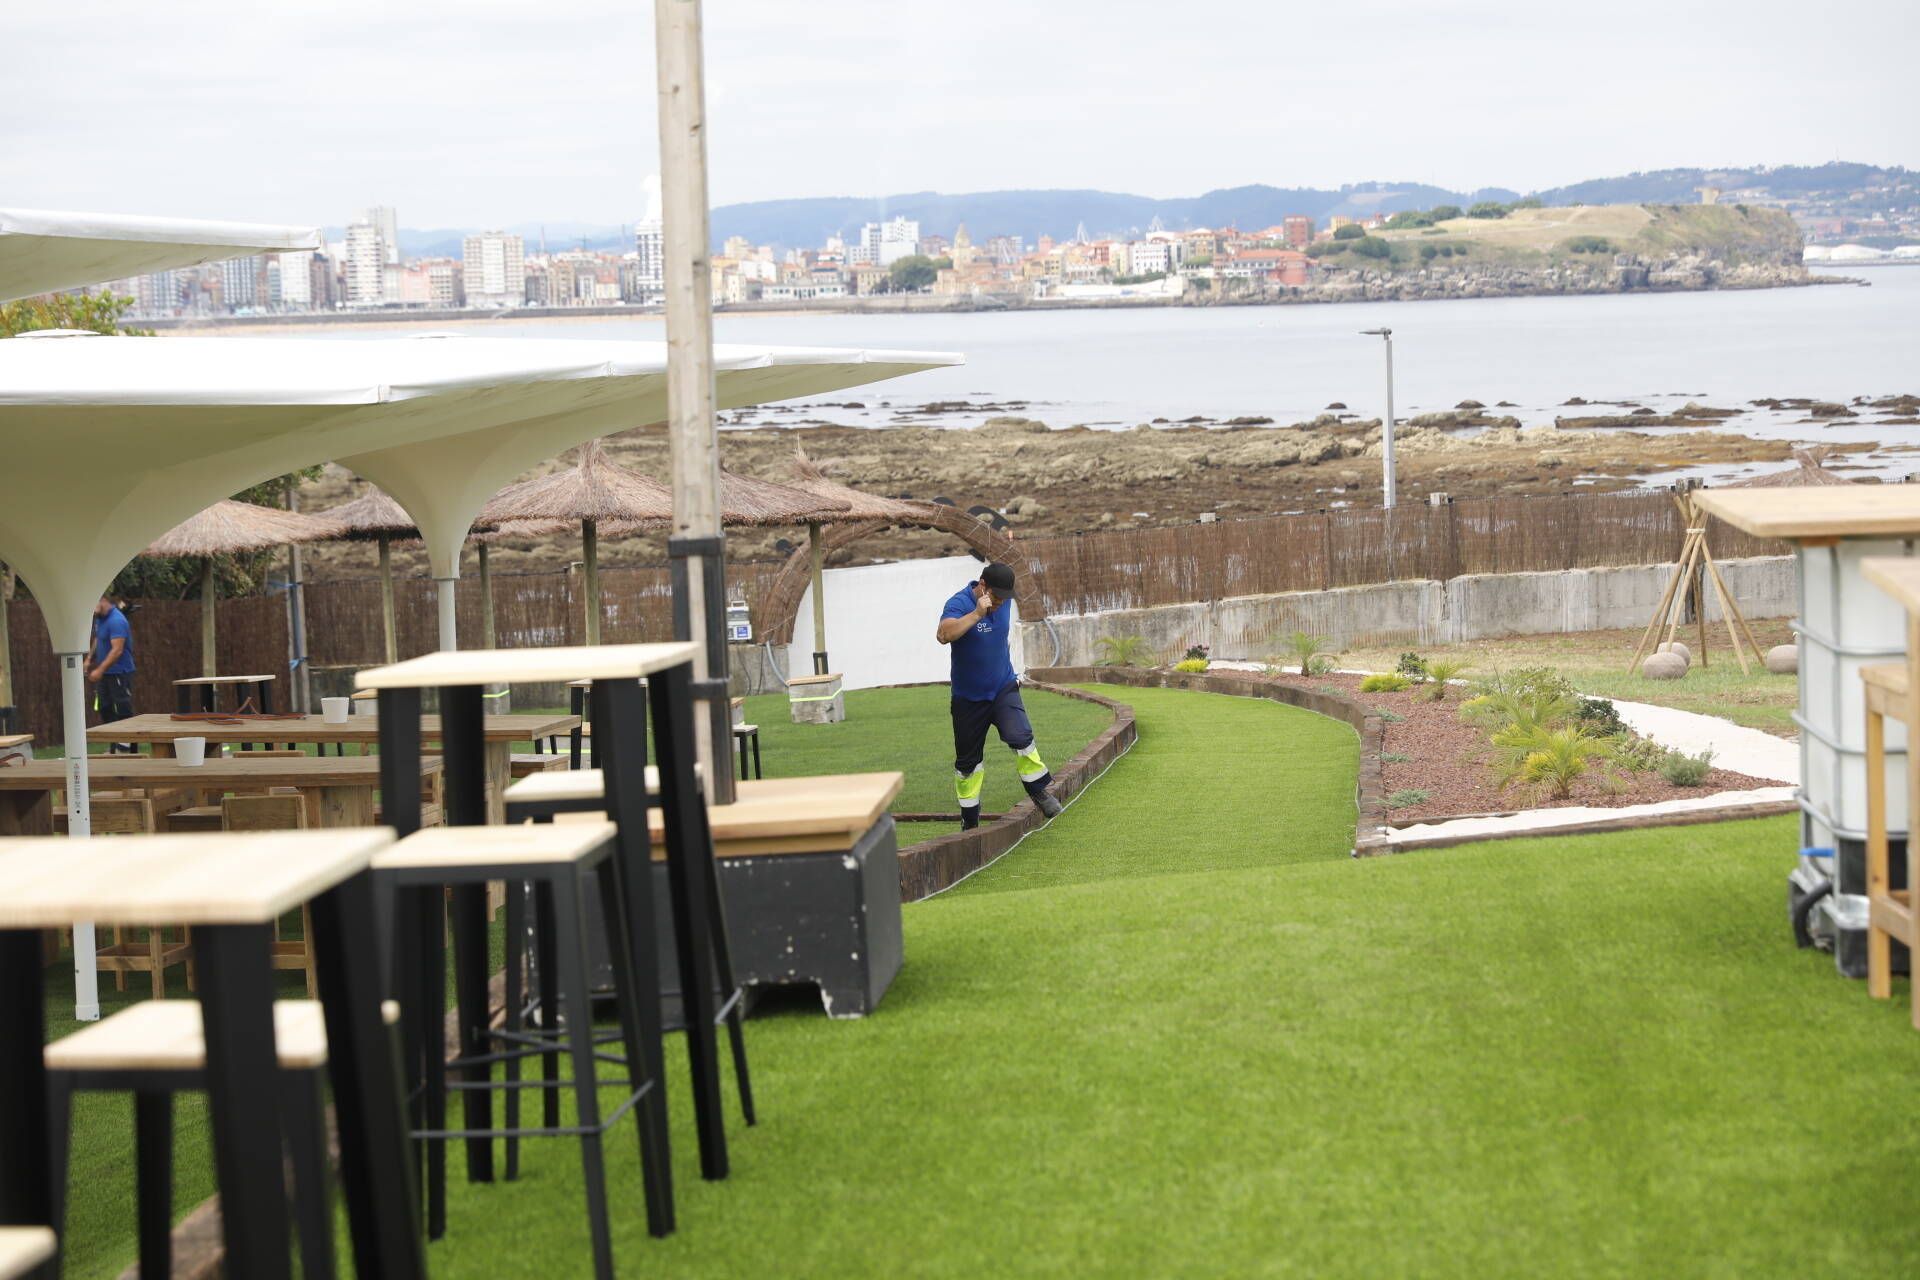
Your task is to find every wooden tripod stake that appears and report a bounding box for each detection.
[1628,493,1764,675]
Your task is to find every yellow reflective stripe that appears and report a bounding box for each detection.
[955,766,985,805]
[1015,745,1048,782]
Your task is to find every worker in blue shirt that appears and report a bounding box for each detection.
[936,562,1063,829]
[89,595,137,746]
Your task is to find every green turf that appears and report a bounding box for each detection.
[741,684,1114,818]
[424,686,1920,1278]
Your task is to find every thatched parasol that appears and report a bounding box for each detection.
[465,519,570,649]
[323,486,421,663]
[784,447,925,672]
[142,499,345,678]
[1727,446,1853,489]
[478,440,676,644]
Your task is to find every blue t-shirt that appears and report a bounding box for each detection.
[943,581,1016,702]
[93,606,135,675]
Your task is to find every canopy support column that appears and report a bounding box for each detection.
[61,651,100,1021]
[808,520,828,675]
[435,577,458,652]
[657,0,735,805]
[478,541,496,650]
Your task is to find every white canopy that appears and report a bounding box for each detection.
[0,333,960,652]
[0,207,321,303]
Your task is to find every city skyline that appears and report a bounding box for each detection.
[3,1,1915,228]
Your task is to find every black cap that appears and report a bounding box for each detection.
[982,563,1017,597]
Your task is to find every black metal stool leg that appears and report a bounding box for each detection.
[554,874,617,1280]
[441,683,495,1190]
[46,1071,73,1249]
[534,880,562,1131]
[134,1090,174,1280]
[751,729,761,781]
[503,878,526,1181]
[594,854,674,1237]
[422,889,449,1240]
[684,798,755,1126]
[281,1070,337,1280]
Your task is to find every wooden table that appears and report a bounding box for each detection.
[0,829,424,1280]
[1695,487,1920,974]
[1859,557,1920,1025]
[0,754,443,837]
[172,674,276,714]
[87,712,577,824]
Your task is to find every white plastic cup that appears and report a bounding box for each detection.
[321,696,350,724]
[174,737,207,767]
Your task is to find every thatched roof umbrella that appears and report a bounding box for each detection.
[323,487,419,663]
[1727,446,1854,489]
[142,499,345,679]
[784,447,926,673]
[478,440,676,645]
[465,519,570,649]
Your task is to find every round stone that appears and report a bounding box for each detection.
[1642,652,1688,681]
[1657,640,1692,666]
[1764,643,1798,675]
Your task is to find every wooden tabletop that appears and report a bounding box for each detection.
[0,733,29,749]
[785,672,842,686]
[0,828,394,927]
[357,642,699,690]
[86,712,578,745]
[0,754,439,791]
[1694,487,1920,541]
[46,999,332,1071]
[1862,556,1920,611]
[376,820,619,869]
[173,674,275,686]
[507,769,901,855]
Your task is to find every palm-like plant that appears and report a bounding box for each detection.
[1492,724,1610,798]
[1421,658,1471,701]
[1282,630,1329,676]
[1094,634,1150,668]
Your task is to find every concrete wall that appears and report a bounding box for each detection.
[1024,555,1795,666]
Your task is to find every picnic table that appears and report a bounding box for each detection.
[86,712,577,823]
[172,674,276,714]
[0,754,443,836]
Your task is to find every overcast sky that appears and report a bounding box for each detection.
[4,0,1914,229]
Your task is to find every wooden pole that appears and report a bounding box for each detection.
[200,558,218,678]
[286,482,312,713]
[479,540,497,650]
[582,518,601,646]
[0,561,14,727]
[808,520,827,674]
[657,0,733,803]
[378,534,397,664]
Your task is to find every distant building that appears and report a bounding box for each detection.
[986,234,1022,264]
[220,254,264,309]
[343,222,388,307]
[1129,240,1172,276]
[860,216,920,267]
[523,259,550,307]
[364,206,401,264]
[276,250,314,309]
[1217,248,1310,287]
[1283,215,1312,249]
[1327,215,1356,233]
[462,231,526,308]
[427,260,463,308]
[134,269,180,316]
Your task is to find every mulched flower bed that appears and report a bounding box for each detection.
[1249,669,1782,824]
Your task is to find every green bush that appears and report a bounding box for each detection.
[1381,751,1412,763]
[1396,652,1430,681]
[1659,749,1715,787]
[1564,235,1615,254]
[1574,696,1626,736]
[1173,658,1210,673]
[1310,239,1346,256]
[1360,673,1413,693]
[1386,788,1430,809]
[1612,736,1669,774]
[1280,631,1331,676]
[1420,243,1440,261]
[1467,201,1509,219]
[1493,724,1610,798]
[1422,659,1471,700]
[1333,223,1367,240]
[1510,197,1544,210]
[1094,635,1150,668]
[1349,236,1391,260]
[1428,204,1462,221]
[1376,709,1404,723]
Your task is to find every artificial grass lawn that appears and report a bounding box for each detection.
[429,685,1920,1277]
[740,683,1113,817]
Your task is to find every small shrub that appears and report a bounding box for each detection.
[1564,234,1615,254]
[1376,709,1405,723]
[1094,635,1149,667]
[1315,683,1341,695]
[1349,236,1391,260]
[1421,658,1471,700]
[1386,788,1430,809]
[1494,725,1610,798]
[1360,673,1413,693]
[1184,643,1211,662]
[1612,735,1669,774]
[1467,201,1509,219]
[1396,652,1430,681]
[1381,751,1412,763]
[1333,223,1367,240]
[1574,695,1626,737]
[1428,204,1462,221]
[1173,658,1210,673]
[1282,631,1329,676]
[1659,749,1715,787]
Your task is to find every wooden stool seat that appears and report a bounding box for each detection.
[0,1227,55,1280]
[46,997,401,1073]
[731,723,762,780]
[510,752,568,779]
[1860,660,1920,1027]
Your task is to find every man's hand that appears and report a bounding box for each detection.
[85,668,103,684]
[973,583,997,614]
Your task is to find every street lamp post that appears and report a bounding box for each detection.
[1360,327,1395,507]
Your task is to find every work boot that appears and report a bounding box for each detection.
[960,807,980,831]
[1035,790,1064,819]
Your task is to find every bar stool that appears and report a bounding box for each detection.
[373,821,662,1279]
[44,999,384,1280]
[732,723,762,780]
[357,642,740,1246]
[1861,661,1919,1025]
[0,829,425,1280]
